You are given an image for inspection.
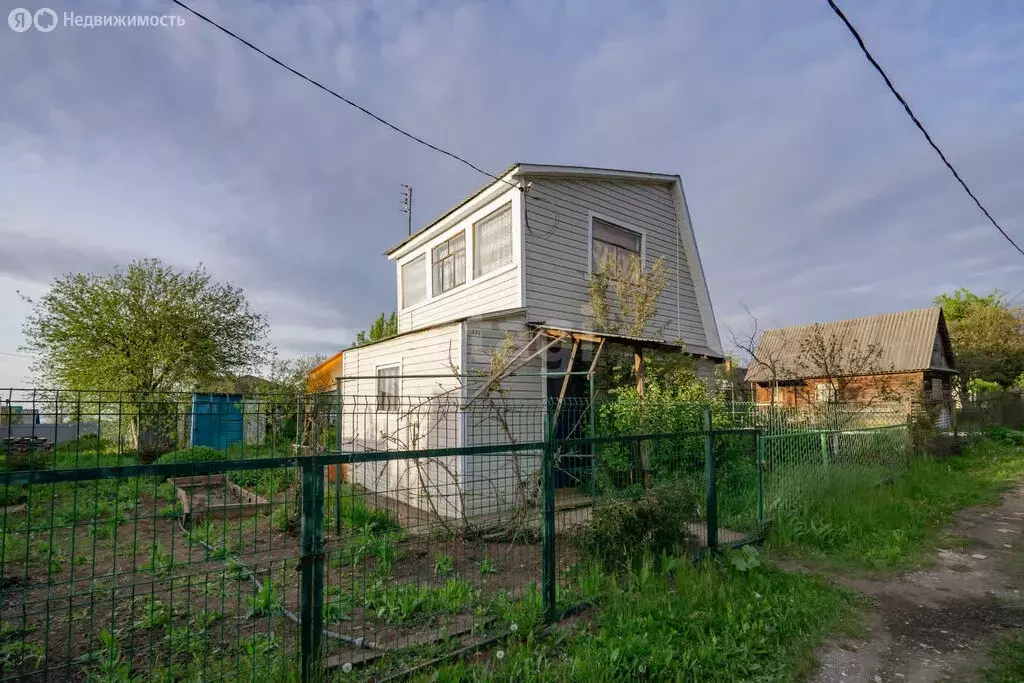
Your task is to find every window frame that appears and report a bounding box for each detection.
[587,212,646,278]
[375,364,401,413]
[400,254,427,310]
[472,202,514,278]
[431,229,467,296]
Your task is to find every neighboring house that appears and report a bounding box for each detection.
[336,163,723,519]
[744,307,957,409]
[306,351,343,393]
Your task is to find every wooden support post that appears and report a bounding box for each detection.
[551,338,580,431]
[633,347,651,487]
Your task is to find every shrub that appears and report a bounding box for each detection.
[154,446,225,466]
[575,481,699,566]
[986,427,1024,446]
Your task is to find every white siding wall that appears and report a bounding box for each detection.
[461,315,544,518]
[395,187,523,333]
[522,177,712,352]
[339,323,464,519]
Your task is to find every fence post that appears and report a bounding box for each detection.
[755,430,765,525]
[541,412,556,623]
[704,407,718,551]
[334,378,343,536]
[299,459,325,682]
[819,431,830,470]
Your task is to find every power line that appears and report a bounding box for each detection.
[0,351,35,359]
[169,0,516,189]
[827,0,1024,258]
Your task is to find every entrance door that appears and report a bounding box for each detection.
[545,341,594,489]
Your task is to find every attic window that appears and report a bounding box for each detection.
[473,203,513,277]
[432,231,466,295]
[591,217,641,277]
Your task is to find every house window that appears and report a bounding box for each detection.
[816,383,837,403]
[432,231,466,295]
[931,378,943,400]
[591,217,642,277]
[473,204,513,277]
[376,365,400,413]
[401,255,426,308]
[772,386,786,405]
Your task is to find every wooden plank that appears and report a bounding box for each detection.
[551,338,580,429]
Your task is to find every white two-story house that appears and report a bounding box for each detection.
[335,163,722,521]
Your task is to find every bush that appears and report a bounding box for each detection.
[575,481,699,566]
[986,427,1024,446]
[154,446,225,465]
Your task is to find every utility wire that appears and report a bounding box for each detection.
[827,0,1024,258]
[169,0,516,190]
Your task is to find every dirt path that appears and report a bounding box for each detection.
[809,484,1024,683]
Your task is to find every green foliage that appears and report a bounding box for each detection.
[142,542,175,576]
[154,446,224,465]
[978,629,1024,683]
[726,545,763,573]
[936,288,1024,387]
[476,558,496,575]
[226,557,252,582]
[0,622,44,672]
[133,596,170,629]
[270,504,298,534]
[363,578,476,624]
[575,481,699,567]
[325,483,401,532]
[158,502,183,520]
[246,580,283,618]
[322,595,352,624]
[228,465,296,497]
[768,440,1024,571]
[427,557,861,682]
[986,427,1024,446]
[338,526,403,573]
[434,553,454,575]
[353,311,398,347]
[80,629,138,682]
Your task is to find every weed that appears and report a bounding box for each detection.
[246,580,284,618]
[79,629,138,682]
[226,557,252,582]
[0,622,43,672]
[142,542,175,576]
[364,578,476,624]
[158,502,183,520]
[726,545,762,573]
[476,558,497,576]
[339,527,402,573]
[133,596,170,629]
[36,540,66,574]
[768,441,1024,571]
[434,553,454,575]
[270,505,297,534]
[978,629,1024,682]
[322,596,351,624]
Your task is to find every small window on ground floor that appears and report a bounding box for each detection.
[376,365,400,412]
[931,377,943,400]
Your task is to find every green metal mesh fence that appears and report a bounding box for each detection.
[0,389,988,681]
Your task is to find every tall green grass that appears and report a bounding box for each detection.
[767,440,1024,572]
[424,554,862,682]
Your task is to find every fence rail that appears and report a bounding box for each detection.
[0,388,999,680]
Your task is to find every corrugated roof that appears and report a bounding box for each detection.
[744,307,955,383]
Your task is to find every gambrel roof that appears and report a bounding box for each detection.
[744,307,956,383]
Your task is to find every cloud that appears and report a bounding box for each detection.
[0,0,1022,388]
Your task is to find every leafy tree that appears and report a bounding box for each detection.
[20,259,270,449]
[935,288,1024,389]
[353,312,397,347]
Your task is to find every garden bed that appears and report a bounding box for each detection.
[169,474,269,523]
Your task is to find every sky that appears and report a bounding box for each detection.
[1,0,1023,386]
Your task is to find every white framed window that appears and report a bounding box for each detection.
[376,365,400,413]
[401,255,426,309]
[591,216,642,277]
[432,230,466,295]
[816,383,836,403]
[772,386,786,405]
[931,378,943,400]
[473,203,513,277]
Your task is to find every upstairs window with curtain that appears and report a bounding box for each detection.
[473,203,513,277]
[591,217,642,278]
[432,231,466,295]
[401,254,426,308]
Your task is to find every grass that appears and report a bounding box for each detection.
[766,440,1024,572]
[424,552,863,682]
[977,630,1024,683]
